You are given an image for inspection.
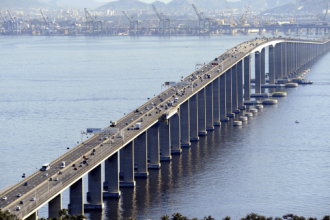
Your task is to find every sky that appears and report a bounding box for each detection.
[94,0,239,5]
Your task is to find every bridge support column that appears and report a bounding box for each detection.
[189,94,199,141]
[220,72,228,121]
[226,68,234,117]
[206,83,214,131]
[148,123,161,168]
[26,212,38,220]
[198,88,207,135]
[282,42,287,78]
[269,45,275,84]
[135,131,149,177]
[180,100,191,147]
[49,194,61,219]
[255,51,261,93]
[159,120,172,160]
[232,64,239,113]
[120,141,135,187]
[243,56,251,111]
[170,112,182,154]
[69,178,84,216]
[86,164,104,210]
[261,48,266,85]
[213,77,221,126]
[237,60,244,109]
[275,43,282,80]
[104,152,120,198]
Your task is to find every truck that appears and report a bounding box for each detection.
[136,123,141,129]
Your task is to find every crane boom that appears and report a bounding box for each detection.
[192,4,202,20]
[0,10,6,22]
[123,11,133,22]
[6,10,15,22]
[152,5,163,20]
[40,9,48,24]
[325,0,329,21]
[84,8,96,22]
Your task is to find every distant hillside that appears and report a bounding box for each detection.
[39,0,105,9]
[0,0,47,9]
[262,0,328,15]
[97,0,149,10]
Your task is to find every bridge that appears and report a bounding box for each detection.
[0,36,329,220]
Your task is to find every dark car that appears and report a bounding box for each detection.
[72,164,76,167]
[24,182,28,186]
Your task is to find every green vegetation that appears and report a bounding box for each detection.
[38,209,86,220]
[1,209,330,220]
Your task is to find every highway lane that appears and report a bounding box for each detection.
[1,37,301,217]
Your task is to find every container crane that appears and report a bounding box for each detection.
[225,1,236,26]
[152,5,170,35]
[192,4,210,34]
[6,10,18,34]
[0,10,6,23]
[40,10,49,27]
[123,11,138,35]
[84,8,102,35]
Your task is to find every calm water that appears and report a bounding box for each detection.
[1,35,330,220]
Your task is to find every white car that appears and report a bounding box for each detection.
[31,197,36,201]
[2,196,7,200]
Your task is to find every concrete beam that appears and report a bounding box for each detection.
[220,72,228,121]
[135,131,149,177]
[148,123,161,168]
[180,100,191,147]
[86,164,103,210]
[198,88,207,135]
[255,52,261,94]
[49,194,61,219]
[170,113,182,154]
[120,142,135,187]
[226,68,234,118]
[206,83,214,131]
[69,178,83,216]
[269,45,275,84]
[261,48,266,85]
[213,77,220,126]
[104,152,121,198]
[159,120,172,160]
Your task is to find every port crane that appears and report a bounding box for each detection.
[6,10,20,34]
[152,5,170,35]
[123,11,138,35]
[84,8,102,35]
[192,4,211,35]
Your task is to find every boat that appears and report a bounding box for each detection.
[295,120,299,123]
[301,79,313,84]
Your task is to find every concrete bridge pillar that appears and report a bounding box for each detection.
[282,42,287,78]
[213,77,220,126]
[189,94,199,141]
[261,48,266,85]
[70,178,84,216]
[49,194,62,219]
[159,120,172,161]
[198,88,207,135]
[206,83,214,131]
[237,60,244,109]
[120,141,135,187]
[104,152,120,198]
[26,212,38,220]
[275,43,282,79]
[287,42,291,76]
[269,45,275,84]
[170,112,182,154]
[255,51,261,93]
[226,68,234,118]
[87,164,104,209]
[180,100,191,147]
[135,131,149,177]
[220,72,228,122]
[148,123,161,168]
[232,64,239,113]
[243,56,251,102]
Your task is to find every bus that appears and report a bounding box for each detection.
[40,163,50,171]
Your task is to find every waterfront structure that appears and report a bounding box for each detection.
[0,36,329,220]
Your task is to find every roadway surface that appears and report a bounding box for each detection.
[0,36,323,219]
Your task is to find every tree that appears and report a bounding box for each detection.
[0,209,20,220]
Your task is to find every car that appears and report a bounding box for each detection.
[31,197,35,201]
[49,177,53,181]
[127,128,130,130]
[72,164,75,167]
[100,144,103,146]
[24,182,28,186]
[83,160,86,164]
[126,122,128,125]
[44,173,48,177]
[16,207,20,211]
[16,194,21,197]
[19,201,24,204]
[149,113,151,116]
[2,196,7,200]
[54,178,59,181]
[58,171,62,175]
[93,149,96,152]
[91,152,95,155]
[74,167,78,170]
[79,164,82,167]
[103,137,107,140]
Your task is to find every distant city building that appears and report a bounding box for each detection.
[107,10,114,16]
[73,10,79,16]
